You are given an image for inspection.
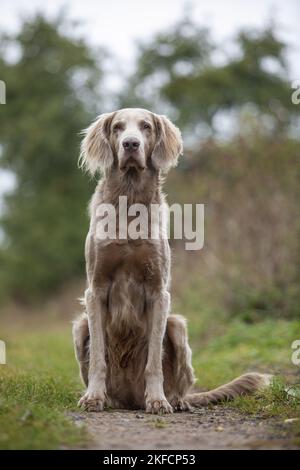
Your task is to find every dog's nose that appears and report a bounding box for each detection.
[122,138,140,151]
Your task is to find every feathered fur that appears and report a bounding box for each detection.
[73,108,271,413]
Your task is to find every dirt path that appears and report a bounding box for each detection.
[70,406,298,450]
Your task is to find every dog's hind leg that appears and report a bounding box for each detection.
[72,312,90,387]
[163,314,196,411]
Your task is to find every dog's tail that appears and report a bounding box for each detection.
[185,372,272,406]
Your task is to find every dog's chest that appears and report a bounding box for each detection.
[96,240,162,286]
[95,241,162,339]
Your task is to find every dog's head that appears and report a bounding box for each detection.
[79,108,183,176]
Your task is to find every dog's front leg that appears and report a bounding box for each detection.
[145,291,173,414]
[79,287,107,412]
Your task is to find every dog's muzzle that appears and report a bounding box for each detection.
[120,137,145,171]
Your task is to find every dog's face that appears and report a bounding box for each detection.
[80,108,183,176]
[110,109,156,173]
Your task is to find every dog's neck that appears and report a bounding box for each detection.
[99,168,163,207]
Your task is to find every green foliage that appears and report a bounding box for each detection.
[120,18,212,114]
[169,133,300,321]
[0,15,103,301]
[120,20,297,134]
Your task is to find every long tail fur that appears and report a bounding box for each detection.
[186,372,272,406]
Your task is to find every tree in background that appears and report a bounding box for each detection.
[0,15,104,301]
[120,18,297,138]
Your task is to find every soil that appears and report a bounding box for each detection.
[70,406,299,450]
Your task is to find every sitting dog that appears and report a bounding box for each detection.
[73,108,270,413]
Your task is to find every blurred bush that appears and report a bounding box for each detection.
[167,132,300,321]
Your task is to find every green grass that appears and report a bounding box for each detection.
[0,300,300,448]
[178,288,300,442]
[0,326,86,449]
[230,378,300,445]
[175,280,300,387]
[189,318,300,426]
[191,318,300,388]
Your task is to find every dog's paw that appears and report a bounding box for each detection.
[170,397,192,412]
[146,398,173,415]
[78,390,106,412]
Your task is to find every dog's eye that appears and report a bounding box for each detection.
[113,123,123,132]
[143,123,151,130]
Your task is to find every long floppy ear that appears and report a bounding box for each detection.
[151,114,183,172]
[79,112,115,176]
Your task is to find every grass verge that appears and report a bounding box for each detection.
[0,326,86,449]
[184,300,300,444]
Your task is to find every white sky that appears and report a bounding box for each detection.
[1,0,300,75]
[0,0,300,194]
